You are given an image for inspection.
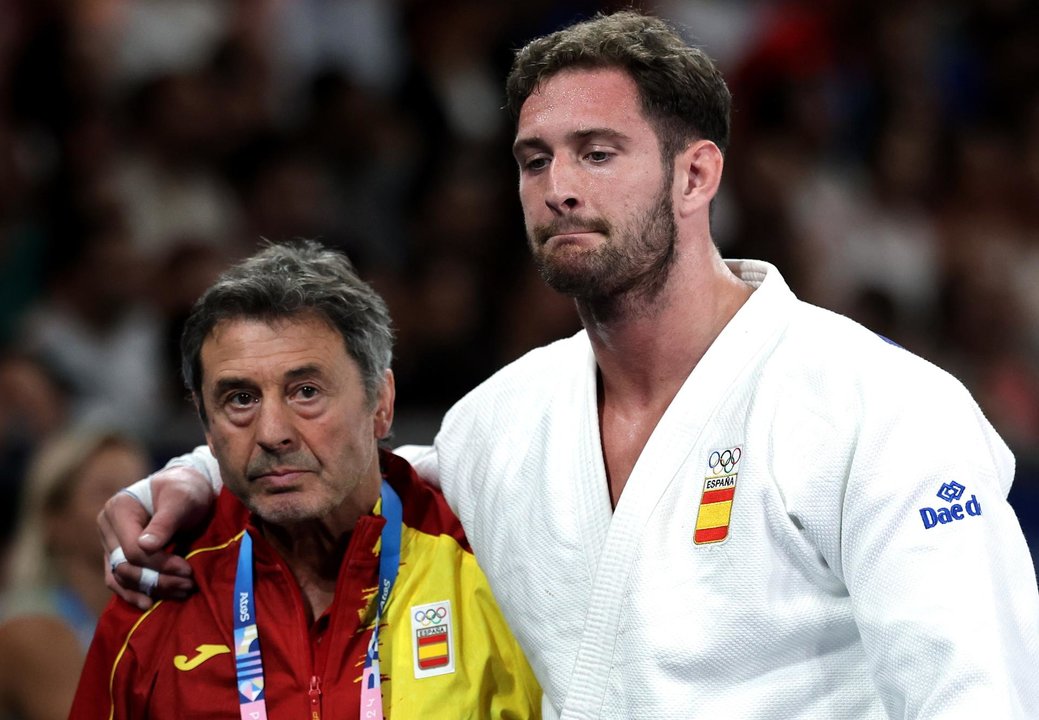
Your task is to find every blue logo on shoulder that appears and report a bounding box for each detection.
[920,482,981,529]
[936,481,965,503]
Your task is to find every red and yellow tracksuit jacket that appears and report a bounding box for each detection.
[69,451,540,719]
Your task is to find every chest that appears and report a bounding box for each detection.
[599,400,670,505]
[141,558,368,715]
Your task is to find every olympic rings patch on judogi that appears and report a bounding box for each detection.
[694,445,743,545]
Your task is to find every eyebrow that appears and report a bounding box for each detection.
[210,364,325,398]
[512,127,631,158]
[211,376,256,400]
[284,364,324,382]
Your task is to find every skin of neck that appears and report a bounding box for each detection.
[255,475,381,621]
[587,236,752,504]
[583,235,752,410]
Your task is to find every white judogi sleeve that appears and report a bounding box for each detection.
[392,444,440,488]
[765,294,1039,718]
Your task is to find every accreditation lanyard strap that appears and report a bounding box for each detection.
[234,531,268,720]
[361,481,403,720]
[232,483,403,720]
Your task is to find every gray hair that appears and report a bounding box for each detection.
[181,240,394,423]
[505,10,731,160]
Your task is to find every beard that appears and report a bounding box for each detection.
[528,184,677,306]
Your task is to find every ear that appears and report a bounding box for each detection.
[373,369,395,439]
[674,139,724,219]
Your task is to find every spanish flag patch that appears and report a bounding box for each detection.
[411,600,455,678]
[694,446,742,545]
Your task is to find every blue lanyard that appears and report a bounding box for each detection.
[361,481,402,719]
[233,482,403,720]
[234,531,268,720]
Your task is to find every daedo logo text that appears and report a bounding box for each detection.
[919,481,982,529]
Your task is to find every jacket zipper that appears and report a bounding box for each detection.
[256,532,323,720]
[309,674,322,720]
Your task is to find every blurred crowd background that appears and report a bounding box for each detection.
[0,0,1037,597]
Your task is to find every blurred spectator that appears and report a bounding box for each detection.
[0,352,68,453]
[230,134,341,251]
[146,240,230,458]
[0,428,150,720]
[401,1,510,146]
[295,68,420,269]
[111,70,242,261]
[110,0,232,87]
[15,211,167,444]
[266,0,407,99]
[0,351,70,555]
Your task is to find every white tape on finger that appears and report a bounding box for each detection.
[109,546,128,573]
[138,567,160,596]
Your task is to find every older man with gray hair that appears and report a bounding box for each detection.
[73,241,539,719]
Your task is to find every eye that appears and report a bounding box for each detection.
[585,150,611,163]
[522,156,550,172]
[228,391,256,408]
[295,385,320,400]
[288,383,325,416]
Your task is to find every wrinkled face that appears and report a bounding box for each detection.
[199,313,392,526]
[513,67,677,301]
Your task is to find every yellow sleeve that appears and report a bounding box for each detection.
[384,529,541,718]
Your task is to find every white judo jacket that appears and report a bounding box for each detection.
[415,259,1039,719]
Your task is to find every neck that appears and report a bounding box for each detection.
[586,250,753,503]
[258,479,381,622]
[584,251,752,407]
[261,521,352,583]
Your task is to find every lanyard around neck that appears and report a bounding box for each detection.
[234,531,267,720]
[232,481,403,720]
[361,481,402,719]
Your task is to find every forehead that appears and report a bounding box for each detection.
[515,67,650,141]
[200,314,354,383]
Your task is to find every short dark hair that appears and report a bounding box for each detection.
[505,10,731,160]
[181,240,394,423]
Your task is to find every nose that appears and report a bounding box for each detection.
[544,157,580,213]
[255,400,297,453]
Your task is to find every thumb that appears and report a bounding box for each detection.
[137,506,181,553]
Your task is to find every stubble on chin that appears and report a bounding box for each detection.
[528,216,611,296]
[530,240,616,299]
[249,497,312,526]
[527,189,677,307]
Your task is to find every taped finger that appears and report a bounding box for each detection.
[138,567,160,597]
[109,546,128,574]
